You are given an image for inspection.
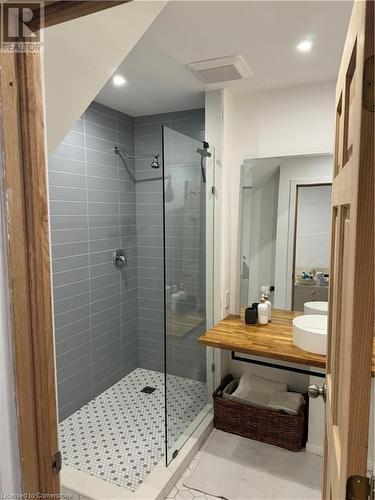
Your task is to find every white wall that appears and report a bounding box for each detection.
[44,1,167,153]
[230,81,336,314]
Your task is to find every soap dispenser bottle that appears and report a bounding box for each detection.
[263,293,272,322]
[257,295,268,325]
[177,282,187,313]
[171,285,179,312]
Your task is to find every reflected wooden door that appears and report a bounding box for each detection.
[323,1,374,498]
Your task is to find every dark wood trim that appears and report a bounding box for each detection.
[0,50,59,494]
[30,0,131,30]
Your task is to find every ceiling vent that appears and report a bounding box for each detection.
[187,55,252,84]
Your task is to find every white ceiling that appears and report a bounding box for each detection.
[96,0,352,117]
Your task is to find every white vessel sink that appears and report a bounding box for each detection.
[304,301,328,316]
[293,315,328,355]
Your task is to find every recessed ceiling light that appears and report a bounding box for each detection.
[113,74,126,87]
[297,40,313,53]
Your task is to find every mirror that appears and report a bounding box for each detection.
[239,154,332,312]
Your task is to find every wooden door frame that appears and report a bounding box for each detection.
[323,0,374,497]
[0,1,132,493]
[0,48,58,496]
[5,0,130,31]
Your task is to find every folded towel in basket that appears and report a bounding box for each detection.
[236,372,288,396]
[268,391,304,415]
[222,374,303,415]
[223,373,287,408]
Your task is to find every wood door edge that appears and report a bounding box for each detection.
[0,50,59,493]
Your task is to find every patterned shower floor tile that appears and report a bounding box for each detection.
[59,368,207,492]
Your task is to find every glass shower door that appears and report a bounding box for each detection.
[162,126,213,464]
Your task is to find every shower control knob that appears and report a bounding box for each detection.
[308,383,327,403]
[113,249,127,269]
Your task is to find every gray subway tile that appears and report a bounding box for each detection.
[49,186,87,202]
[90,261,118,278]
[89,225,120,240]
[55,329,90,358]
[91,283,120,303]
[51,215,87,230]
[86,148,117,167]
[89,214,119,228]
[51,228,88,244]
[54,305,90,329]
[91,304,120,327]
[87,175,118,191]
[87,163,118,180]
[88,202,119,216]
[91,316,120,340]
[58,390,92,421]
[90,101,117,117]
[49,156,85,175]
[85,108,116,130]
[52,241,89,259]
[88,188,118,203]
[85,121,116,142]
[62,130,85,148]
[54,318,90,345]
[53,267,89,287]
[57,341,90,368]
[54,143,85,162]
[49,171,86,189]
[50,201,87,216]
[91,294,120,315]
[56,352,90,383]
[54,292,90,315]
[52,280,89,302]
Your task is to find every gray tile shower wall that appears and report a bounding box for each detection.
[49,102,138,421]
[50,104,206,420]
[134,109,206,379]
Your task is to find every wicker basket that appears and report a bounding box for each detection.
[213,375,308,452]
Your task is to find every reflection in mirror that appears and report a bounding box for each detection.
[239,154,333,312]
[292,184,332,311]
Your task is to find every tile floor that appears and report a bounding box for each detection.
[167,429,323,500]
[166,431,216,500]
[59,368,207,492]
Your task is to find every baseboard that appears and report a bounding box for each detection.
[306,443,324,457]
[306,444,374,473]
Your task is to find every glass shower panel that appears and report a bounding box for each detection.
[162,126,212,464]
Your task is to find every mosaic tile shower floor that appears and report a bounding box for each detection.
[59,368,207,492]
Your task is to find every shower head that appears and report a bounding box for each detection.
[196,147,212,158]
[196,142,211,184]
[151,155,160,169]
[114,146,160,169]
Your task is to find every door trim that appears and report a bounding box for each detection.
[0,50,59,493]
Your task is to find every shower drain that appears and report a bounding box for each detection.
[140,386,156,394]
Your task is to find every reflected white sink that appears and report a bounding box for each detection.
[293,315,328,355]
[304,301,328,316]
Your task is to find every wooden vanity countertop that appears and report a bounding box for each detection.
[198,309,375,375]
